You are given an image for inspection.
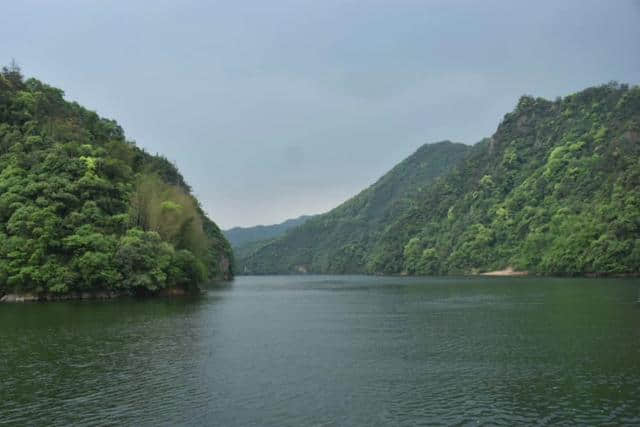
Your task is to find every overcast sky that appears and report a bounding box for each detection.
[2,0,639,228]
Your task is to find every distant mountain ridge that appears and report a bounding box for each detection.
[224,215,315,248]
[238,141,471,273]
[241,82,640,276]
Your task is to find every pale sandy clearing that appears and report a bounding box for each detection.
[481,267,528,276]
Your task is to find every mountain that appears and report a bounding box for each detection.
[0,64,232,299]
[238,141,471,273]
[225,215,315,248]
[243,82,640,276]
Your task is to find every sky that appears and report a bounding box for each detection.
[1,0,639,228]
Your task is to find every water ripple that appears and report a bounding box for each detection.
[1,276,639,425]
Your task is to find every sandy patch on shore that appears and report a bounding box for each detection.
[481,267,528,276]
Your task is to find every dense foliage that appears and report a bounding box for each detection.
[0,64,232,296]
[244,83,640,276]
[239,141,470,273]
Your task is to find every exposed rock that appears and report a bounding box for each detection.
[20,294,38,302]
[1,294,17,302]
[219,256,231,279]
[1,294,37,302]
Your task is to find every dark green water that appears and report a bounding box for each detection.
[1,276,639,425]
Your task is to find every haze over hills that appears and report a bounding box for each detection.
[224,215,316,264]
[240,83,640,276]
[237,141,471,273]
[224,215,315,248]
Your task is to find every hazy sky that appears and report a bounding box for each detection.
[2,0,639,228]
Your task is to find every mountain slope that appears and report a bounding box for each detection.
[0,65,232,298]
[244,82,640,276]
[224,215,315,265]
[239,141,470,273]
[369,82,640,275]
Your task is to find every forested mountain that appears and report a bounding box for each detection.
[242,83,640,276]
[0,64,232,298]
[238,141,471,273]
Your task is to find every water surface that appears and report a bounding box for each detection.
[1,276,639,425]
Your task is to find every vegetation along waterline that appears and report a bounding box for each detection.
[1,62,639,302]
[0,64,233,302]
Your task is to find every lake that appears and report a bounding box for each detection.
[1,275,639,425]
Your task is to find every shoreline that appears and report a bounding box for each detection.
[235,271,638,278]
[1,291,124,303]
[0,286,200,303]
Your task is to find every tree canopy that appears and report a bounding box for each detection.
[0,65,232,297]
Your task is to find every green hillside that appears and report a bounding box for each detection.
[243,82,640,276]
[370,83,640,276]
[239,141,470,273]
[0,64,232,298]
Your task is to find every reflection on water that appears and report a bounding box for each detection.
[1,276,639,425]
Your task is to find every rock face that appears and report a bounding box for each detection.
[1,293,40,302]
[219,256,232,280]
